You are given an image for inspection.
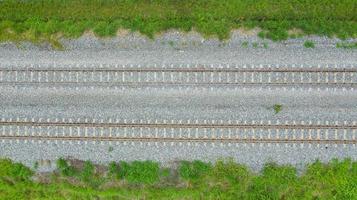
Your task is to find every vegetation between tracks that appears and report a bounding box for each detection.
[1,158,357,199]
[0,0,357,48]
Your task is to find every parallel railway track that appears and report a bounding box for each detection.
[1,67,356,86]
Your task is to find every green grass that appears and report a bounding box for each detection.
[304,40,315,48]
[0,158,33,181]
[1,158,357,199]
[109,160,160,184]
[0,0,357,47]
[336,42,357,49]
[179,160,212,181]
[80,161,95,183]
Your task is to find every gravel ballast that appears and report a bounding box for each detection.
[0,30,356,171]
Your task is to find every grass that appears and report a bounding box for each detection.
[56,158,77,177]
[1,158,357,199]
[273,104,283,114]
[0,0,357,47]
[109,160,160,184]
[0,158,33,180]
[304,40,315,48]
[336,42,357,49]
[179,160,212,181]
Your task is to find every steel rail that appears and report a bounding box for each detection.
[1,82,356,86]
[1,121,356,129]
[0,68,357,73]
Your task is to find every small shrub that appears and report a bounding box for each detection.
[304,40,315,48]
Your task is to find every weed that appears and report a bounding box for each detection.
[241,41,248,48]
[108,161,120,179]
[181,41,188,47]
[210,159,251,185]
[273,104,282,114]
[247,163,298,199]
[304,40,315,48]
[336,42,357,49]
[56,158,76,177]
[33,161,39,170]
[252,42,259,48]
[80,161,94,182]
[161,168,171,177]
[168,40,175,47]
[93,21,115,37]
[179,160,212,181]
[258,31,267,39]
[119,161,160,184]
[108,146,114,152]
[263,42,268,49]
[0,159,33,180]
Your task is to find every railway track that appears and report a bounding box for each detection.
[0,66,356,87]
[1,120,357,129]
[1,135,355,144]
[1,120,356,144]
